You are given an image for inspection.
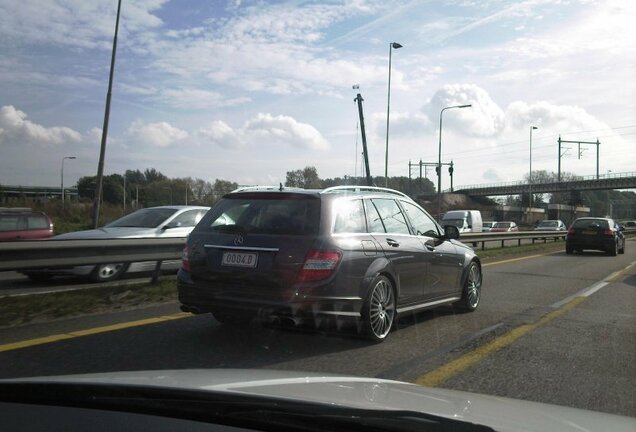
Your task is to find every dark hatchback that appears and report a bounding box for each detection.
[565,217,625,256]
[178,186,482,342]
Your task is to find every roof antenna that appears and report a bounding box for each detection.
[279,182,283,191]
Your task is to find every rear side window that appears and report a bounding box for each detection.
[0,215,20,232]
[27,216,49,230]
[333,199,367,234]
[369,199,410,235]
[201,196,320,236]
[573,219,609,229]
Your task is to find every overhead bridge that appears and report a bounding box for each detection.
[453,172,636,197]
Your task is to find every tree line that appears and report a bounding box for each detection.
[73,166,634,219]
[76,168,238,207]
[284,166,436,195]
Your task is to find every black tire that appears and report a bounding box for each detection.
[619,241,625,254]
[361,275,396,343]
[211,308,255,325]
[608,242,618,256]
[565,245,573,255]
[25,273,53,282]
[456,262,482,312]
[90,263,128,282]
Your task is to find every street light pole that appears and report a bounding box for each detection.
[529,126,538,210]
[163,187,172,205]
[61,156,76,214]
[437,104,471,220]
[384,42,402,187]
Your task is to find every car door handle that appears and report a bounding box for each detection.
[425,243,435,252]
[386,238,400,247]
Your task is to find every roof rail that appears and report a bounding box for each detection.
[231,185,306,193]
[0,207,33,212]
[320,186,409,198]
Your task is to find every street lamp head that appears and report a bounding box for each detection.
[458,104,472,108]
[531,126,538,130]
[391,42,403,49]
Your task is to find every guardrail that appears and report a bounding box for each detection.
[0,238,186,283]
[0,229,633,281]
[461,231,566,250]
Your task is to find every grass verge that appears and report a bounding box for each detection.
[476,240,566,260]
[0,279,177,328]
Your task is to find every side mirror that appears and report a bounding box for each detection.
[444,225,460,240]
[618,225,625,231]
[162,221,182,230]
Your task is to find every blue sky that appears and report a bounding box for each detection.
[1,0,634,189]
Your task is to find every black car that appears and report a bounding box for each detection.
[177,186,482,342]
[565,217,626,256]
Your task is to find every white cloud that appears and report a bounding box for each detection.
[0,0,167,50]
[197,113,330,151]
[245,113,330,151]
[0,105,81,145]
[482,168,502,182]
[423,84,506,137]
[197,120,243,149]
[126,120,188,148]
[504,100,608,134]
[159,88,251,109]
[373,111,432,137]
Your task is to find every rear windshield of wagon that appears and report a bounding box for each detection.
[197,193,321,236]
[572,219,609,229]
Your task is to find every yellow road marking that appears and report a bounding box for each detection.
[0,312,191,353]
[414,296,587,387]
[605,260,636,283]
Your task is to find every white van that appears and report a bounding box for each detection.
[442,210,483,233]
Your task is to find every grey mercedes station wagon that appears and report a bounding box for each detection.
[178,186,482,342]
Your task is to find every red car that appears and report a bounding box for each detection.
[490,221,519,232]
[0,209,54,241]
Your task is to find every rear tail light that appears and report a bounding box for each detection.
[603,229,613,235]
[567,228,576,235]
[181,245,191,272]
[296,249,342,283]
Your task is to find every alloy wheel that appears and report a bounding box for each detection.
[368,277,395,340]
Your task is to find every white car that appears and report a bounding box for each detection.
[23,206,209,282]
[535,220,567,231]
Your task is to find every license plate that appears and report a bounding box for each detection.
[582,230,597,235]
[221,251,258,268]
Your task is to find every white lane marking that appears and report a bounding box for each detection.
[551,281,609,308]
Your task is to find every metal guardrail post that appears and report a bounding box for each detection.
[151,260,163,285]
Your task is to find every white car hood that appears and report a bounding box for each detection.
[5,369,634,432]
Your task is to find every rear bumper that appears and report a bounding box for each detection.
[177,275,363,319]
[566,237,615,250]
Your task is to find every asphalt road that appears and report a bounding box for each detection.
[0,241,634,417]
